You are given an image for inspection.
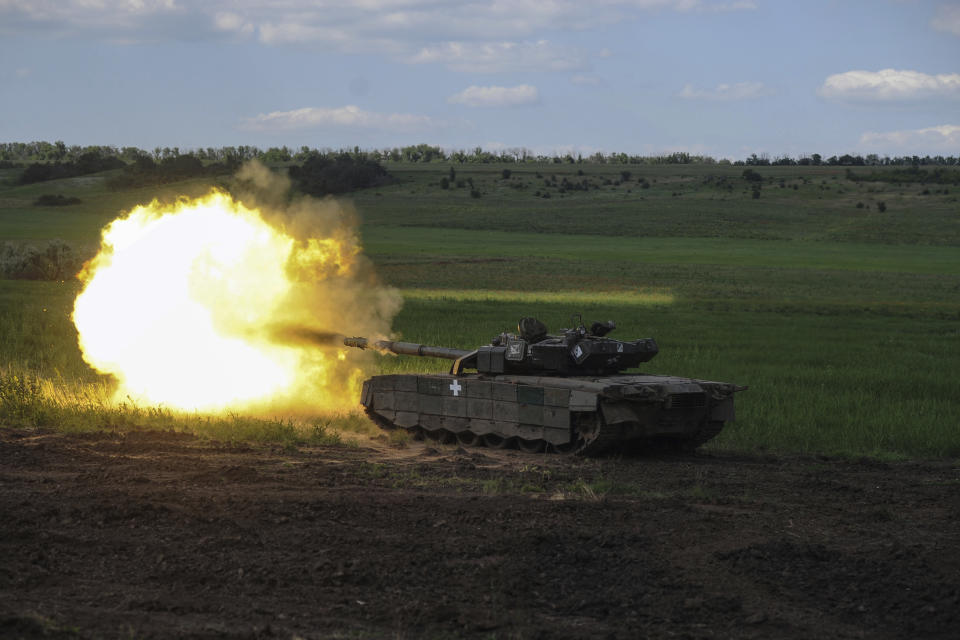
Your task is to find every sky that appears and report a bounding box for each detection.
[1,0,958,160]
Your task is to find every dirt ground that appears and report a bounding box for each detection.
[1,428,959,639]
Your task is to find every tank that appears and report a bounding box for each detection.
[344,316,746,455]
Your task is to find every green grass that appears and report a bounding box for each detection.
[2,162,959,458]
[353,163,960,245]
[0,168,221,245]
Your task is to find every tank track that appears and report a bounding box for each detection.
[365,409,721,456]
[676,420,724,451]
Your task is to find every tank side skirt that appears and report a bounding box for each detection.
[363,373,732,454]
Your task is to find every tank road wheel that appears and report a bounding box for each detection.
[516,438,545,454]
[571,413,619,456]
[364,409,396,432]
[457,431,481,446]
[482,434,513,449]
[550,439,581,454]
[679,420,725,451]
[434,429,457,445]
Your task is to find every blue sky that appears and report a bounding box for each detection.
[1,0,958,159]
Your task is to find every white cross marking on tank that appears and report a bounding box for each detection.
[449,380,462,396]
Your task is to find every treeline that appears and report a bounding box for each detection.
[105,154,241,189]
[739,152,960,167]
[0,141,262,166]
[18,152,125,185]
[2,141,958,176]
[845,167,960,185]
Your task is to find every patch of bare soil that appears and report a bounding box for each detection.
[1,428,958,639]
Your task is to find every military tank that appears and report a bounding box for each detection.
[344,316,746,455]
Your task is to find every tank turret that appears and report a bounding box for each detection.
[345,315,658,376]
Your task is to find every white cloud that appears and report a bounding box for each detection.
[0,1,754,69]
[408,40,586,73]
[678,81,772,100]
[0,0,179,29]
[819,69,960,102]
[931,4,960,36]
[241,105,437,132]
[213,11,253,36]
[709,1,757,11]
[859,124,960,153]
[447,84,539,107]
[571,74,602,86]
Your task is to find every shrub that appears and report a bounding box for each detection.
[470,189,481,198]
[877,201,887,212]
[856,201,864,209]
[289,155,390,196]
[501,169,512,179]
[742,169,762,182]
[34,194,82,206]
[0,240,80,280]
[620,170,632,182]
[440,177,450,189]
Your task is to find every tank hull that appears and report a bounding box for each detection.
[360,372,741,455]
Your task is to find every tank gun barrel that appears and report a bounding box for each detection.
[344,337,472,360]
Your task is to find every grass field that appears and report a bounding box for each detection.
[2,162,958,457]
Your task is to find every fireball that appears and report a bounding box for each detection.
[72,189,394,413]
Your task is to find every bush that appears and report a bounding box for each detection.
[856,201,864,209]
[470,189,481,199]
[501,169,512,179]
[877,201,887,212]
[289,154,390,196]
[34,194,82,206]
[742,169,762,182]
[0,240,80,280]
[620,170,632,182]
[440,177,450,190]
